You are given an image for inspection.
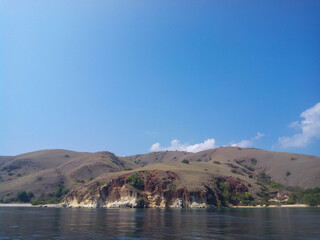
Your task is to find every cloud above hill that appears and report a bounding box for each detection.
[279,102,320,148]
[149,132,265,153]
[231,132,265,148]
[150,138,216,153]
[148,103,320,153]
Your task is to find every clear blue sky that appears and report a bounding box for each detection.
[1,1,319,156]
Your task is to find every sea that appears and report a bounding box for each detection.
[1,207,319,239]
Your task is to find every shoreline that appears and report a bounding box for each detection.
[231,204,312,208]
[0,203,61,208]
[0,203,317,208]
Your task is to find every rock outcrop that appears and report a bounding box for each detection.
[64,170,249,208]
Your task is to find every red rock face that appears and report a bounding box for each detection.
[65,170,249,208]
[144,170,180,193]
[224,177,248,193]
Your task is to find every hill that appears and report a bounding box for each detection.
[128,147,320,189]
[1,147,319,207]
[0,149,139,201]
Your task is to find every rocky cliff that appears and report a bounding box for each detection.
[64,170,249,208]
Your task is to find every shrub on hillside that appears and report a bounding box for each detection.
[54,185,69,198]
[127,173,144,190]
[17,191,34,202]
[301,188,320,206]
[250,158,257,165]
[181,159,189,164]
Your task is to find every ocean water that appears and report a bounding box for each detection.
[0,207,319,239]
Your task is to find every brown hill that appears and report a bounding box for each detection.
[128,147,320,189]
[0,149,139,200]
[0,147,319,204]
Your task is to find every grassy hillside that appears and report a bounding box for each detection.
[0,147,319,204]
[0,149,139,201]
[127,147,320,189]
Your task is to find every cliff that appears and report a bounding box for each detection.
[64,170,249,208]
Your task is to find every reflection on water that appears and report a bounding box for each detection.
[1,207,320,239]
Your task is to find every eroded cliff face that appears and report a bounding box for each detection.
[64,170,248,208]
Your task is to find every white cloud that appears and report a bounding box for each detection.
[279,102,320,148]
[288,121,300,129]
[150,138,216,153]
[231,132,265,148]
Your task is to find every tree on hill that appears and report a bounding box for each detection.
[17,191,34,202]
[127,173,144,190]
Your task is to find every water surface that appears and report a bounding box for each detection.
[1,207,319,239]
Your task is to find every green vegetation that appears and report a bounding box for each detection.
[0,191,34,204]
[254,182,320,207]
[111,158,124,167]
[89,176,94,181]
[257,171,271,182]
[256,171,284,190]
[250,158,257,165]
[17,191,34,202]
[213,161,220,165]
[31,198,60,205]
[256,189,270,206]
[54,185,69,198]
[286,188,320,206]
[3,165,21,172]
[246,166,254,171]
[30,185,69,205]
[231,169,243,175]
[235,160,254,171]
[301,188,320,206]
[134,159,141,164]
[270,182,284,189]
[259,197,270,206]
[127,173,144,190]
[181,159,189,164]
[240,164,254,171]
[216,181,254,206]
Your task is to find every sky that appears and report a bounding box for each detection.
[0,1,319,156]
